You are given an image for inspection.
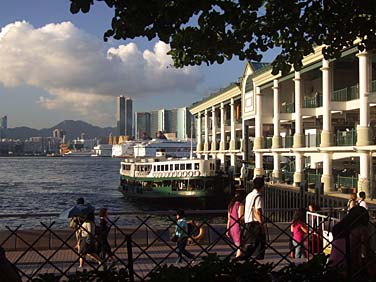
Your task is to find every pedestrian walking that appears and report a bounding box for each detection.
[358,192,369,210]
[174,209,194,263]
[96,208,113,261]
[226,190,245,258]
[77,212,101,268]
[346,193,357,213]
[291,209,308,259]
[242,176,266,260]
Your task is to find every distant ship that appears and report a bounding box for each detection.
[91,144,112,157]
[63,150,93,157]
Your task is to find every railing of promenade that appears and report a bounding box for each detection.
[0,208,343,281]
[2,206,376,281]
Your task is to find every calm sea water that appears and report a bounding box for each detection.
[0,157,143,228]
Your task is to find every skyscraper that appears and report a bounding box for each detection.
[177,107,193,139]
[116,96,133,137]
[134,112,151,140]
[125,97,133,137]
[148,107,193,140]
[116,96,125,136]
[150,110,159,138]
[0,115,7,139]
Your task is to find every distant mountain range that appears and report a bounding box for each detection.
[6,120,116,141]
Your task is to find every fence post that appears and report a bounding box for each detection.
[126,235,134,282]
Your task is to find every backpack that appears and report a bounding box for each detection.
[187,221,199,237]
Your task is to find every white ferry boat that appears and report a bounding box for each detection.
[133,138,195,158]
[118,157,230,209]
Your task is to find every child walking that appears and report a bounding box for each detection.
[175,209,194,263]
[290,209,308,259]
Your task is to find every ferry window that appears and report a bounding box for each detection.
[161,165,165,171]
[186,163,192,170]
[194,163,199,170]
[157,165,161,171]
[164,164,168,171]
[175,164,179,170]
[170,164,173,170]
[180,164,185,170]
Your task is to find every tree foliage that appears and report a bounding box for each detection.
[69,0,376,75]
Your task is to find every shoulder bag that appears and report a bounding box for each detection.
[241,194,262,244]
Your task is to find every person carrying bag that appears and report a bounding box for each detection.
[241,177,266,260]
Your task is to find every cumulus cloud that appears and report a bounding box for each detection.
[0,21,202,122]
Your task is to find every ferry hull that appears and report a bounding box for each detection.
[118,176,230,209]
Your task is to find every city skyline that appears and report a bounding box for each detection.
[0,1,281,130]
[0,1,279,130]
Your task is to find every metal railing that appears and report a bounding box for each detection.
[0,209,301,281]
[336,129,357,146]
[281,102,295,113]
[303,95,322,108]
[332,84,359,102]
[2,203,376,281]
[336,175,358,189]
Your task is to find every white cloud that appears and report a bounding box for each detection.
[0,21,203,122]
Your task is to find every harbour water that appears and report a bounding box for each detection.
[0,157,144,228]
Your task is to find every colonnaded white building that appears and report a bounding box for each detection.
[190,45,376,198]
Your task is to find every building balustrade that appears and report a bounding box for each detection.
[305,134,321,147]
[336,175,358,190]
[332,84,359,101]
[281,102,295,113]
[282,136,294,148]
[264,137,273,149]
[306,173,322,187]
[303,94,322,108]
[336,129,357,146]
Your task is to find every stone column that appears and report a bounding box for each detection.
[229,98,236,150]
[219,103,226,151]
[254,87,264,177]
[211,106,217,151]
[357,51,372,195]
[357,51,371,146]
[358,151,370,195]
[320,59,333,147]
[294,153,303,186]
[293,71,304,148]
[321,152,334,193]
[273,153,281,182]
[203,109,209,157]
[272,79,281,182]
[272,79,281,148]
[196,112,202,153]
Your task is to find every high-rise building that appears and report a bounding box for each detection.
[177,107,193,139]
[0,115,7,139]
[150,110,159,138]
[116,96,125,136]
[134,112,151,140]
[116,96,133,137]
[125,97,133,137]
[148,107,193,140]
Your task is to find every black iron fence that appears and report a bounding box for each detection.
[1,208,376,281]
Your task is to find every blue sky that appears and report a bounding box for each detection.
[0,1,276,129]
